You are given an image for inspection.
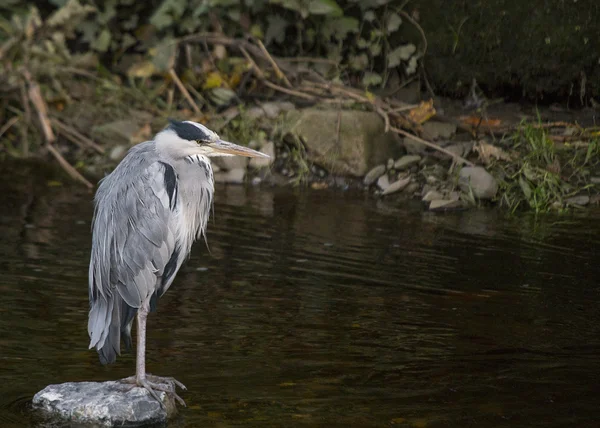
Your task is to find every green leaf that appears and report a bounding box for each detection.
[150,0,186,30]
[519,176,532,200]
[364,10,376,22]
[265,14,287,45]
[387,44,416,68]
[349,53,368,70]
[151,38,177,72]
[362,72,382,87]
[308,0,343,16]
[386,12,402,33]
[369,42,381,56]
[92,28,111,52]
[329,17,359,40]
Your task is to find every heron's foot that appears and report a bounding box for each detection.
[120,374,186,408]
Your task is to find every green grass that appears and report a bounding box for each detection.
[493,119,599,213]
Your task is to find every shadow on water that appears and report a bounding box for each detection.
[1,160,600,427]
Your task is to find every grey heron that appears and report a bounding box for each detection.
[87,120,269,406]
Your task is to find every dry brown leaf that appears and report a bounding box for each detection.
[408,99,436,124]
[474,141,512,164]
[459,115,502,128]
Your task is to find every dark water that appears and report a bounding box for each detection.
[1,162,600,427]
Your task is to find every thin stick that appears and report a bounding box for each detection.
[23,71,55,144]
[0,116,19,139]
[263,80,316,100]
[19,81,30,157]
[240,46,265,79]
[256,39,292,88]
[47,144,93,189]
[168,68,201,114]
[390,126,474,166]
[51,118,105,154]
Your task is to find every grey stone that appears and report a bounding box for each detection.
[405,182,421,194]
[458,166,499,199]
[377,174,390,191]
[387,158,395,169]
[284,109,403,177]
[422,121,457,140]
[403,136,427,155]
[109,145,127,162]
[211,156,248,171]
[382,176,411,196]
[93,120,140,143]
[363,164,386,185]
[394,155,421,170]
[32,381,176,426]
[565,195,590,206]
[249,141,275,169]
[591,177,600,184]
[428,199,466,211]
[422,190,444,202]
[214,168,246,184]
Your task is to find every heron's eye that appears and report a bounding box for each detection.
[196,139,208,145]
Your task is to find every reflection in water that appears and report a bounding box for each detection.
[1,161,600,427]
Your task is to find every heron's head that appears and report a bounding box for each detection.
[155,120,269,160]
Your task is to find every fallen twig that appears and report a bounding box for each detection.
[0,116,19,140]
[51,118,105,154]
[390,126,474,166]
[23,70,55,144]
[169,68,201,114]
[256,39,292,88]
[47,144,93,189]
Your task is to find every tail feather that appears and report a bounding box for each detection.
[88,294,136,365]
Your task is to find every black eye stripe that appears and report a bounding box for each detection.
[168,119,210,141]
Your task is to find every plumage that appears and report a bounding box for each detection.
[87,120,269,405]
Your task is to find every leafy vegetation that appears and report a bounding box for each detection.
[493,121,600,213]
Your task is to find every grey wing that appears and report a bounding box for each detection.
[88,159,180,360]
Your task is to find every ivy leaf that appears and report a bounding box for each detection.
[349,53,368,70]
[386,12,402,33]
[308,0,343,16]
[387,43,416,68]
[150,0,186,30]
[330,17,359,40]
[364,10,376,22]
[151,38,176,72]
[369,43,381,56]
[265,14,288,45]
[362,72,382,87]
[91,28,111,52]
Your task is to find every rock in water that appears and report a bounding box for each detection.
[458,166,499,200]
[32,381,176,426]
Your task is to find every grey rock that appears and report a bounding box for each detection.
[93,120,140,143]
[109,145,127,162]
[591,177,600,184]
[249,141,275,169]
[428,199,466,211]
[458,166,499,199]
[284,109,403,176]
[363,164,386,185]
[32,381,176,426]
[422,190,444,202]
[211,156,248,171]
[405,182,421,194]
[387,158,395,169]
[394,155,421,170]
[422,121,457,140]
[565,195,590,206]
[214,168,246,184]
[403,136,427,155]
[377,174,390,191]
[382,176,411,196]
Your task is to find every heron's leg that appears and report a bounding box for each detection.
[136,304,149,382]
[121,303,186,407]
